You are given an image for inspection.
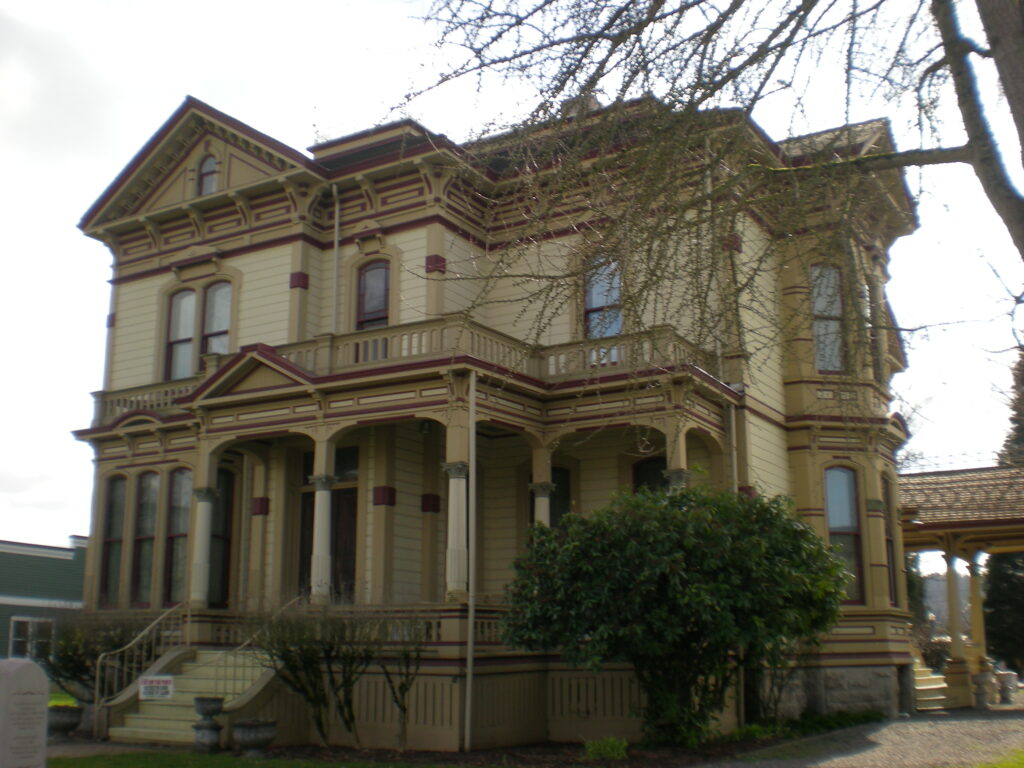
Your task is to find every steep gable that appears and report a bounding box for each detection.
[80,96,322,231]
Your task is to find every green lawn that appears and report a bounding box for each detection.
[978,752,1024,768]
[50,756,466,768]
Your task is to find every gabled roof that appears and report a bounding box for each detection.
[79,96,322,231]
[177,343,316,405]
[900,466,1024,524]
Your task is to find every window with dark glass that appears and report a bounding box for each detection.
[163,469,191,606]
[198,155,218,196]
[208,469,233,609]
[357,260,389,330]
[9,618,52,659]
[882,475,897,605]
[550,467,572,527]
[584,259,622,338]
[633,457,668,492]
[131,472,159,607]
[825,467,862,601]
[811,264,843,372]
[100,476,126,607]
[166,282,231,379]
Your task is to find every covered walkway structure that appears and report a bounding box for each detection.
[900,466,1024,707]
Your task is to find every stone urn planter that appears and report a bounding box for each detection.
[193,696,224,752]
[232,719,277,758]
[48,705,84,738]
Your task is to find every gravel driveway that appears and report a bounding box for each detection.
[705,708,1024,768]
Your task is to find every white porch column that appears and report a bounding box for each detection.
[310,474,334,604]
[968,553,988,653]
[530,445,553,526]
[530,483,554,526]
[188,486,217,608]
[945,551,966,658]
[443,461,469,597]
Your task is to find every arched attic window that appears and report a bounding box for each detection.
[198,155,218,196]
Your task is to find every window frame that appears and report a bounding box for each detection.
[130,472,160,608]
[163,468,192,607]
[810,263,845,373]
[825,466,863,603]
[882,474,898,606]
[9,617,53,660]
[356,259,390,330]
[197,155,218,196]
[100,475,127,608]
[584,258,623,339]
[165,280,233,380]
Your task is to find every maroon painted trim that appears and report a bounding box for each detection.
[114,230,322,282]
[373,486,396,506]
[722,232,743,252]
[204,415,318,434]
[425,254,447,274]
[421,493,441,513]
[908,518,1024,532]
[289,271,310,290]
[251,497,269,516]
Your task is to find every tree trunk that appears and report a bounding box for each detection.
[975,0,1024,174]
[932,0,1024,260]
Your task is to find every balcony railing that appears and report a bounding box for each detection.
[91,316,717,427]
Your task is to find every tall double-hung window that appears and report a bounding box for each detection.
[825,466,862,602]
[131,473,159,607]
[811,264,843,372]
[100,476,126,607]
[163,469,192,606]
[584,259,622,338]
[166,281,232,379]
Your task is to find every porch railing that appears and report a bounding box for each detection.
[91,316,718,427]
[93,602,190,714]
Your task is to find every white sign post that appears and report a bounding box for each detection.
[0,659,48,768]
[138,675,175,701]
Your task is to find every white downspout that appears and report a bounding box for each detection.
[463,370,478,751]
[332,183,340,334]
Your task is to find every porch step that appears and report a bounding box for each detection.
[914,659,949,711]
[106,648,266,748]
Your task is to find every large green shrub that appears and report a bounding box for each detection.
[501,486,847,745]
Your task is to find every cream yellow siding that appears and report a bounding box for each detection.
[235,246,292,348]
[108,277,162,389]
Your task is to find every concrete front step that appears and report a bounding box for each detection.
[913,659,949,711]
[107,647,266,747]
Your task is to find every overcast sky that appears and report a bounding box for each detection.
[2,1,1022,574]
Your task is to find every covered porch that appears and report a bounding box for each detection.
[900,465,1024,708]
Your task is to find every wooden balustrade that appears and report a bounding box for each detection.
[93,317,716,427]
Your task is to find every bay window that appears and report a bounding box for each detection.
[811,263,843,372]
[825,466,862,601]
